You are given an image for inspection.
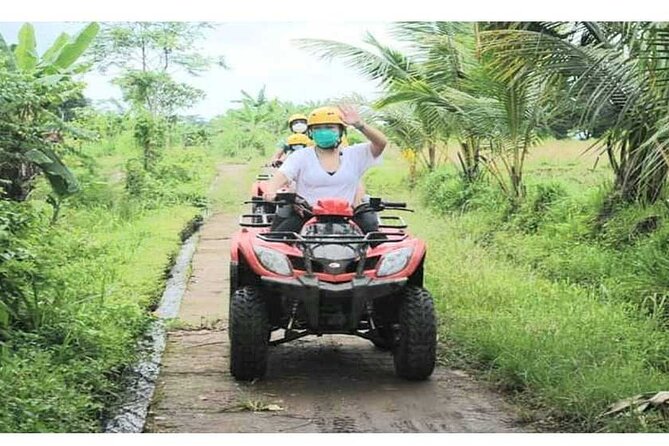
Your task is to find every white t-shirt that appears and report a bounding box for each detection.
[278,142,382,206]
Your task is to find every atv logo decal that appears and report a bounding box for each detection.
[328,262,341,269]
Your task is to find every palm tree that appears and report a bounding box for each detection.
[297,23,552,204]
[296,30,450,171]
[482,21,669,203]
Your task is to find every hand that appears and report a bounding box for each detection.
[338,104,363,127]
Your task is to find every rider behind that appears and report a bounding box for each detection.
[270,113,312,166]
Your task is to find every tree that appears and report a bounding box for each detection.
[298,22,553,205]
[113,70,205,117]
[483,22,669,203]
[90,22,226,75]
[91,22,226,169]
[210,90,314,158]
[90,22,225,116]
[0,23,99,201]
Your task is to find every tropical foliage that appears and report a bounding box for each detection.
[299,21,669,205]
[0,23,99,201]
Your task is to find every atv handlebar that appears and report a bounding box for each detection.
[356,198,413,214]
[245,193,412,213]
[265,160,283,168]
[382,201,406,208]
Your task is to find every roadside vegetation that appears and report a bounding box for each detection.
[3,20,669,432]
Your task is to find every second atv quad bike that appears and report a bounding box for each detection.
[229,193,437,381]
[249,163,281,215]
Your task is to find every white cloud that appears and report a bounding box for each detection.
[173,22,397,117]
[0,21,406,119]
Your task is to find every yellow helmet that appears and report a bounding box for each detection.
[286,133,312,146]
[307,106,344,127]
[288,113,308,126]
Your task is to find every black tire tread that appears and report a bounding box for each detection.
[229,286,269,381]
[393,286,437,380]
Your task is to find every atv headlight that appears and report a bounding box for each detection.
[253,246,292,276]
[377,247,413,277]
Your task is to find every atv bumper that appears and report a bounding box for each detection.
[261,275,406,331]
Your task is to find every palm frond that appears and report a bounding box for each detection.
[294,36,417,88]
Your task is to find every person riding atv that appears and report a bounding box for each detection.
[265,105,385,233]
[269,113,312,166]
[269,132,312,168]
[230,106,437,382]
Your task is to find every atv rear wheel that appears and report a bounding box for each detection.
[229,286,270,381]
[393,286,437,380]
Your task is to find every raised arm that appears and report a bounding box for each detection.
[339,104,388,157]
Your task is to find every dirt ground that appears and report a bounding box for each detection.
[145,164,526,433]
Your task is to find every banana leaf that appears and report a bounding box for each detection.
[25,147,80,197]
[54,23,99,70]
[15,23,38,72]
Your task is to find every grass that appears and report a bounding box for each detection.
[5,136,665,432]
[0,140,222,432]
[0,205,200,432]
[411,206,669,431]
[368,142,669,432]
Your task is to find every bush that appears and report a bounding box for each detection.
[0,129,217,431]
[511,182,569,233]
[421,167,505,213]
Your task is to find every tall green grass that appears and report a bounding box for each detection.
[368,147,669,432]
[410,207,669,431]
[0,143,220,432]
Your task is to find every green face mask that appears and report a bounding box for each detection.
[311,128,340,149]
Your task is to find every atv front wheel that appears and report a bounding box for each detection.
[229,286,270,381]
[393,286,437,380]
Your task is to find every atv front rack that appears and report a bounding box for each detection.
[257,231,408,277]
[378,215,407,229]
[257,230,407,245]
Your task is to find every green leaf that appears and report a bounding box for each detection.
[0,301,9,329]
[0,33,18,71]
[25,148,80,197]
[15,23,38,72]
[54,22,99,70]
[72,61,94,74]
[34,74,65,87]
[40,32,70,66]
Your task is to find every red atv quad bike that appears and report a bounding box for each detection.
[229,192,437,381]
[249,161,282,214]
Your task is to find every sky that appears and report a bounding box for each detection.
[0,21,406,119]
